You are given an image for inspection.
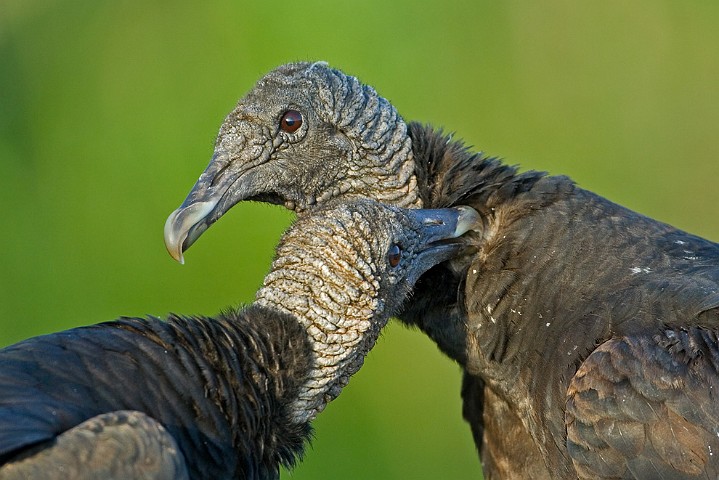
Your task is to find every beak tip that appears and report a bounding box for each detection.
[164,209,187,264]
[163,200,219,264]
[167,246,186,265]
[454,206,481,237]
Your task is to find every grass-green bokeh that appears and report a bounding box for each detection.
[1,2,718,479]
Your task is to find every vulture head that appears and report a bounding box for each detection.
[165,61,419,263]
[256,198,479,421]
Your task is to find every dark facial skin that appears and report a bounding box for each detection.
[165,62,419,263]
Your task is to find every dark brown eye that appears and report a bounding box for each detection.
[388,244,402,268]
[280,110,303,133]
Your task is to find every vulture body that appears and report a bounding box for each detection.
[165,62,719,479]
[0,199,476,480]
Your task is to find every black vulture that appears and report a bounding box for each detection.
[0,199,478,480]
[165,61,719,479]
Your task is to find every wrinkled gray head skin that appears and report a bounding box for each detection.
[165,61,419,263]
[255,199,479,422]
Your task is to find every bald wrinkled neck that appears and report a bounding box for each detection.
[254,238,385,424]
[311,68,422,209]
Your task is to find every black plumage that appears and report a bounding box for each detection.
[165,62,719,479]
[0,199,476,479]
[1,310,310,479]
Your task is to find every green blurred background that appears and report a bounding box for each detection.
[1,1,718,478]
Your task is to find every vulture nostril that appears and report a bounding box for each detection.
[210,162,231,188]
